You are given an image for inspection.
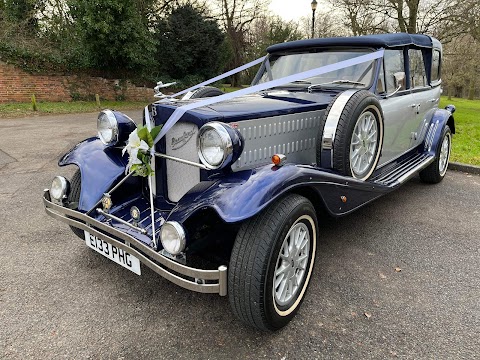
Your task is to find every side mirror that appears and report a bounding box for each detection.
[386,72,406,98]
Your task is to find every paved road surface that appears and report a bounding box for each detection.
[1,112,479,359]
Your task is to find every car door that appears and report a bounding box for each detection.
[378,49,417,166]
[407,48,439,148]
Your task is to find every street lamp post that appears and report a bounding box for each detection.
[311,0,318,39]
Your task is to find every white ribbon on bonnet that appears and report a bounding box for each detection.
[152,49,385,145]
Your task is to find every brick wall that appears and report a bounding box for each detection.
[0,61,155,103]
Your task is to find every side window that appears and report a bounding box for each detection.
[376,60,385,93]
[431,49,441,83]
[409,49,427,88]
[384,49,405,93]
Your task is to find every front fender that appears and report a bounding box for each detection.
[168,163,389,223]
[59,137,127,211]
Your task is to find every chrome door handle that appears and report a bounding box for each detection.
[410,104,418,108]
[429,98,438,103]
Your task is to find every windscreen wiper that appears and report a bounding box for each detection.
[307,80,365,92]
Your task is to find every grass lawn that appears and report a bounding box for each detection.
[0,100,148,119]
[440,96,480,166]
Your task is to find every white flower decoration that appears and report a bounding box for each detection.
[123,129,150,174]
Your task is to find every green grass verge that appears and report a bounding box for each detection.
[0,100,148,119]
[440,96,480,166]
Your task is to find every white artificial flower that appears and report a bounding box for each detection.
[123,128,151,175]
[123,129,149,156]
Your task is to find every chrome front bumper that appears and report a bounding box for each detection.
[43,191,227,296]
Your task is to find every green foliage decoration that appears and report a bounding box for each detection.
[123,124,163,177]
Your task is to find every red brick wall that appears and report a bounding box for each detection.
[0,61,154,103]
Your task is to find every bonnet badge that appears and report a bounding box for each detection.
[171,125,197,150]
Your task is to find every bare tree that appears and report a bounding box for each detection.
[212,0,270,86]
[299,9,345,38]
[443,34,479,99]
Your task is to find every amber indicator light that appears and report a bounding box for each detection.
[272,154,281,166]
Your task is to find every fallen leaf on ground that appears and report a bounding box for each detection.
[379,272,387,279]
[395,267,402,272]
[364,312,372,319]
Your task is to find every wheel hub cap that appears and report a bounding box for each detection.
[439,133,451,175]
[273,222,310,306]
[350,111,378,178]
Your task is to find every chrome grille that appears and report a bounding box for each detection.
[166,122,200,202]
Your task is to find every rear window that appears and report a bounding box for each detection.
[431,49,441,83]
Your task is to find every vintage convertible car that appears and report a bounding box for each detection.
[43,33,455,331]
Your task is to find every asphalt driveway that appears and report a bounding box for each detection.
[0,111,479,359]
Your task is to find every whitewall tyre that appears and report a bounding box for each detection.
[228,194,317,331]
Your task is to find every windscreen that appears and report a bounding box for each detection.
[253,50,375,88]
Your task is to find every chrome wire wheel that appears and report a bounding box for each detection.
[439,132,451,176]
[273,222,310,306]
[349,110,378,178]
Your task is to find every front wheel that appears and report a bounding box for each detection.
[420,125,452,184]
[228,194,318,331]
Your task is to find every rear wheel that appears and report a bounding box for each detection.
[228,194,317,331]
[68,169,84,239]
[420,125,452,184]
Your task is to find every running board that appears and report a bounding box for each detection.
[372,153,434,187]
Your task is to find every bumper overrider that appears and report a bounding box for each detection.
[43,190,227,296]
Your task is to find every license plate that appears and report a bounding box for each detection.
[84,231,141,275]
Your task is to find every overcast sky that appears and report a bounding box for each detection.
[269,0,318,21]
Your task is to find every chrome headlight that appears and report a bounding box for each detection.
[197,122,243,170]
[160,221,186,255]
[97,109,137,147]
[50,176,69,201]
[97,110,119,145]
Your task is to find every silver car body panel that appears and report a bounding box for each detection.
[379,86,440,166]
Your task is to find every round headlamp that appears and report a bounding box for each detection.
[197,122,234,170]
[160,221,186,255]
[97,110,119,146]
[50,176,69,201]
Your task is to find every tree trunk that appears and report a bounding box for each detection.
[468,80,475,100]
[406,0,419,33]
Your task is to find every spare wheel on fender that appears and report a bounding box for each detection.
[317,89,384,180]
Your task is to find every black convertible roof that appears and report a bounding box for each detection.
[267,33,435,53]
